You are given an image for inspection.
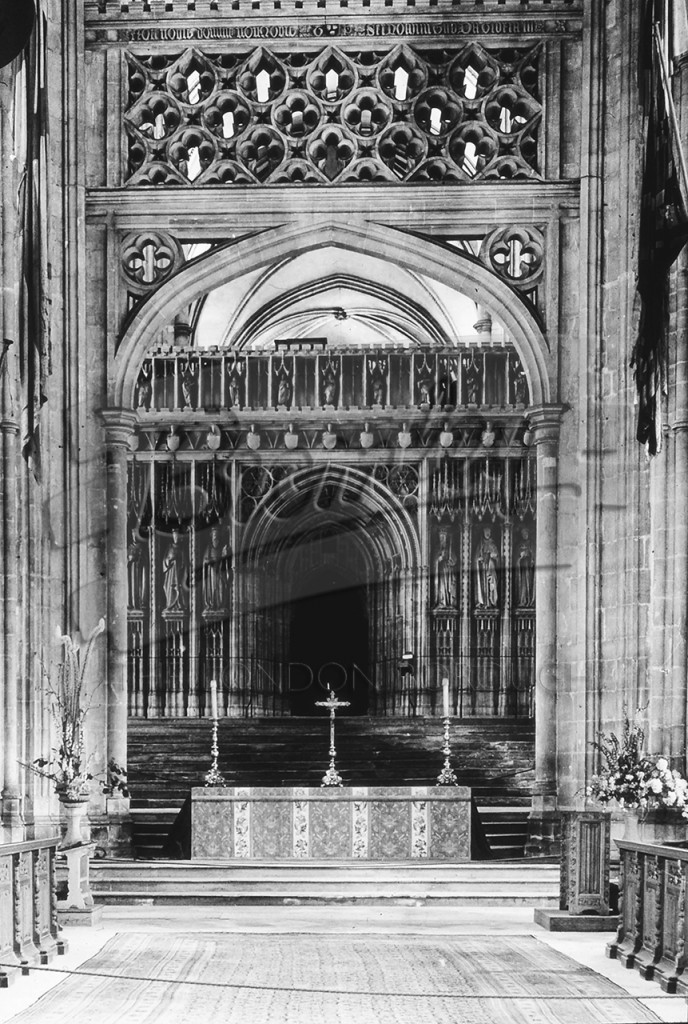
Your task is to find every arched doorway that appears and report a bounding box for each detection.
[287,562,370,716]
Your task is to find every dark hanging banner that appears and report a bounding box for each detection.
[0,0,35,70]
[16,1,51,482]
[632,1,688,455]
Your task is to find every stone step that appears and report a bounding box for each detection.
[88,860,559,906]
[126,717,535,857]
[128,804,532,860]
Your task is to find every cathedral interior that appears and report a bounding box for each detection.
[2,1,688,1019]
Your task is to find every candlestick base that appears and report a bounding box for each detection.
[321,760,343,787]
[436,761,458,786]
[204,763,226,787]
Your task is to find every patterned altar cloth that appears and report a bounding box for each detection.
[191,786,472,860]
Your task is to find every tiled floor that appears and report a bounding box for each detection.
[0,906,685,1023]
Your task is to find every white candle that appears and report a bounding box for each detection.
[442,677,450,718]
[210,678,218,720]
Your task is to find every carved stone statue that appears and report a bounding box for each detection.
[162,528,188,612]
[276,367,292,407]
[475,526,499,609]
[516,528,535,607]
[127,530,147,610]
[135,363,152,410]
[369,358,387,406]
[227,361,244,408]
[180,360,197,409]
[201,526,232,613]
[465,357,481,405]
[418,374,433,406]
[434,527,457,609]
[514,372,528,405]
[322,361,338,406]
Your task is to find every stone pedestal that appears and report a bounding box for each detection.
[57,842,102,927]
[534,908,618,932]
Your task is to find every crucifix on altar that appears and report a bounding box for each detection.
[315,689,350,787]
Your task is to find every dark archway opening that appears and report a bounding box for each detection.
[287,565,370,716]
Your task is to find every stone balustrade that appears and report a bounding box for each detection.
[0,837,66,988]
[607,838,688,994]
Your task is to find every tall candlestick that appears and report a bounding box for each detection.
[442,677,450,718]
[204,678,225,786]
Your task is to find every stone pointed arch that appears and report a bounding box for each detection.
[113,219,552,408]
[241,462,422,575]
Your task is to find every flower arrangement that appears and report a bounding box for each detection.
[26,618,106,800]
[588,711,688,816]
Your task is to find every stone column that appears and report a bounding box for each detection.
[1,415,21,832]
[526,404,565,854]
[100,409,137,854]
[665,53,688,760]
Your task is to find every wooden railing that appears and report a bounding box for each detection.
[0,837,65,987]
[607,839,688,994]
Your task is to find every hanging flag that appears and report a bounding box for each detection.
[632,3,688,455]
[16,1,51,482]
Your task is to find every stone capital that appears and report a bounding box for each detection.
[100,408,139,450]
[526,404,566,449]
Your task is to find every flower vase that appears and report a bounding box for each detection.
[624,807,687,846]
[58,796,90,848]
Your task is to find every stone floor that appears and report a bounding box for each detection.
[0,906,686,1023]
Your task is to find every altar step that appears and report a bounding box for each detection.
[127,716,534,858]
[128,804,531,862]
[88,860,559,907]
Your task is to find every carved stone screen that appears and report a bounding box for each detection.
[126,433,535,720]
[123,42,541,186]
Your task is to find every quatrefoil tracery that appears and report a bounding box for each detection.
[480,226,545,289]
[121,232,185,294]
[124,43,541,187]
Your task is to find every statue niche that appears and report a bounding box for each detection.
[516,527,535,608]
[161,528,189,614]
[474,525,500,609]
[201,525,232,615]
[433,526,457,609]
[127,529,148,611]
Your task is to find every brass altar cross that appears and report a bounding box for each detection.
[315,689,350,787]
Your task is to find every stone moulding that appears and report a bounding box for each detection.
[85,2,582,33]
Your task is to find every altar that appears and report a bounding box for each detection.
[191,786,472,861]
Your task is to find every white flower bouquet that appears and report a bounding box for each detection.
[587,713,688,818]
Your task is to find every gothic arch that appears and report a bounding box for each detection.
[112,219,552,409]
[241,463,421,576]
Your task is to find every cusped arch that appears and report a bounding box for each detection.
[242,463,421,574]
[113,219,552,407]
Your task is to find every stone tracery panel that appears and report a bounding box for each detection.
[123,42,542,186]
